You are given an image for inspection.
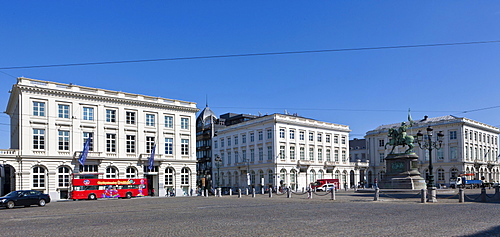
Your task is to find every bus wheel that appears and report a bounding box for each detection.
[126,192,132,199]
[88,193,97,200]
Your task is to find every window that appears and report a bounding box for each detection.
[242,134,247,143]
[165,168,174,185]
[341,137,346,144]
[58,130,69,151]
[326,149,331,161]
[126,167,137,178]
[450,147,457,160]
[335,150,339,162]
[83,132,94,151]
[227,137,231,146]
[181,139,189,155]
[280,146,286,160]
[83,107,94,121]
[290,130,295,140]
[106,134,116,152]
[57,167,70,187]
[326,135,331,143]
[318,148,323,162]
[317,134,322,142]
[220,138,224,147]
[106,109,116,123]
[437,149,444,160]
[267,129,272,139]
[259,147,264,161]
[126,135,136,153]
[250,133,255,142]
[267,146,273,160]
[181,117,189,129]
[342,150,346,162]
[309,132,314,141]
[290,147,296,160]
[58,104,69,118]
[181,168,190,185]
[234,151,239,163]
[33,101,45,116]
[106,167,118,178]
[146,114,155,126]
[234,136,239,145]
[146,136,155,153]
[379,153,384,162]
[33,129,45,150]
[300,147,305,160]
[258,131,263,140]
[299,131,305,141]
[165,116,173,128]
[250,149,255,162]
[437,169,445,182]
[309,147,314,161]
[334,136,339,144]
[33,166,45,188]
[126,111,136,125]
[279,129,285,138]
[449,131,457,140]
[165,138,173,155]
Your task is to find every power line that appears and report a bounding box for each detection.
[1,40,500,70]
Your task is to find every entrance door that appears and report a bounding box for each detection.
[0,165,16,196]
[145,174,158,196]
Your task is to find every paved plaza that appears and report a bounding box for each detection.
[0,188,499,237]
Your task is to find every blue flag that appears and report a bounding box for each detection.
[78,135,92,166]
[148,143,156,171]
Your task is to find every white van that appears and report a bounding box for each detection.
[317,183,335,192]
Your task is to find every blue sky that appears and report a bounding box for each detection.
[1,1,500,148]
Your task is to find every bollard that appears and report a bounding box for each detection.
[481,187,486,202]
[374,187,379,201]
[287,188,291,198]
[205,189,208,198]
[252,188,255,198]
[229,189,232,196]
[269,189,273,198]
[421,189,427,203]
[238,188,242,198]
[218,187,222,197]
[261,187,264,195]
[331,188,336,200]
[246,188,249,196]
[459,188,464,203]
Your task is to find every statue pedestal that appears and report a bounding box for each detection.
[379,153,426,190]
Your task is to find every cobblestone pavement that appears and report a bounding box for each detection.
[0,188,499,237]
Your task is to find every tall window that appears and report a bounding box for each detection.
[242,134,247,143]
[258,131,263,140]
[126,167,137,178]
[165,116,173,128]
[300,147,305,160]
[449,131,457,140]
[165,138,173,155]
[290,130,295,140]
[450,147,457,160]
[250,149,255,162]
[146,114,155,126]
[106,133,117,152]
[299,131,305,141]
[33,129,45,150]
[181,139,189,155]
[335,150,339,162]
[250,133,255,142]
[280,146,286,160]
[318,148,323,162]
[437,168,445,182]
[33,166,45,188]
[309,147,314,161]
[181,117,189,129]
[33,101,45,116]
[57,166,70,187]
[83,132,94,151]
[83,107,94,121]
[146,137,155,153]
[279,129,285,138]
[126,135,136,153]
[259,147,264,161]
[106,109,116,123]
[309,132,314,141]
[267,129,272,139]
[326,135,331,143]
[342,150,346,162]
[267,146,273,160]
[106,167,118,178]
[58,104,69,118]
[165,168,174,185]
[58,130,69,151]
[326,149,331,161]
[126,111,136,125]
[317,134,322,142]
[181,168,190,185]
[290,147,296,160]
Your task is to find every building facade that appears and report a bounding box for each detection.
[1,77,198,200]
[365,115,500,187]
[212,113,369,192]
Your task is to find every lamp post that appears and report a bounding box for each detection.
[215,155,222,188]
[416,126,444,203]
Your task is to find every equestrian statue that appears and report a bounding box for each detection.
[385,122,415,154]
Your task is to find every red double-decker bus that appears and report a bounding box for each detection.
[69,173,147,200]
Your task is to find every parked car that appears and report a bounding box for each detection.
[0,190,51,209]
[316,183,335,192]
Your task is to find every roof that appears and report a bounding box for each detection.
[372,115,461,131]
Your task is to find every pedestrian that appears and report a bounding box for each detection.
[151,188,155,196]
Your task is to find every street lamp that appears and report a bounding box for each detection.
[416,126,444,203]
[215,155,222,188]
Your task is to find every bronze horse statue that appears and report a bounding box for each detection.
[385,124,415,154]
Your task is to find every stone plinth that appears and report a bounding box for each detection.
[379,153,426,190]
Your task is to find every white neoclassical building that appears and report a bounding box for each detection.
[212,113,369,192]
[1,77,198,200]
[365,115,500,187]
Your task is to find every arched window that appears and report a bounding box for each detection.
[165,168,175,186]
[450,168,458,180]
[33,166,45,188]
[268,170,273,186]
[259,170,264,185]
[250,170,256,185]
[280,169,287,185]
[309,169,316,183]
[106,167,118,178]
[290,170,297,184]
[335,170,340,180]
[318,170,324,179]
[126,167,137,178]
[234,171,239,186]
[57,166,71,187]
[437,168,445,182]
[181,168,190,185]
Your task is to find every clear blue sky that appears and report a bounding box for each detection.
[1,1,500,149]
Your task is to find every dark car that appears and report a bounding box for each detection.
[0,190,51,209]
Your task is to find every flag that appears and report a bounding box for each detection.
[148,143,156,171]
[407,108,414,126]
[78,134,92,166]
